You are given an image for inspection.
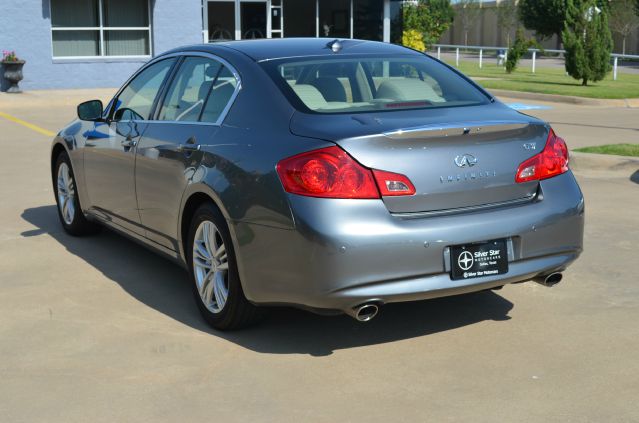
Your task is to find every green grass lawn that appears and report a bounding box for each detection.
[574,144,639,157]
[443,60,639,99]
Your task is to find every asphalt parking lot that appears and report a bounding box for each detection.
[1,90,638,422]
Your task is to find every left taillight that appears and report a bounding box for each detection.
[515,129,569,184]
[276,146,416,199]
[276,146,380,199]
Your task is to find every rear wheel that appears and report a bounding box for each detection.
[187,203,260,330]
[53,152,100,236]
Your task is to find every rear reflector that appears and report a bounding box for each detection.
[276,146,416,199]
[516,129,569,183]
[372,170,416,196]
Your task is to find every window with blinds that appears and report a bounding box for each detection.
[51,0,151,58]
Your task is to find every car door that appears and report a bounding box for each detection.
[135,55,239,250]
[83,58,177,235]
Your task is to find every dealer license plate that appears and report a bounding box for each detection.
[451,239,508,280]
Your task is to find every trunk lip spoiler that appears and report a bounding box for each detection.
[383,121,538,140]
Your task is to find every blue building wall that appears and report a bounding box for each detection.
[0,0,202,90]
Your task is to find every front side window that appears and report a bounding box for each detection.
[159,57,238,124]
[263,55,489,114]
[112,59,175,121]
[51,0,151,58]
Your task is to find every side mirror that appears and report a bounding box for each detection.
[77,100,104,121]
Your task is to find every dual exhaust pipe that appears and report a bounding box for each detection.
[534,272,563,287]
[346,303,379,322]
[345,272,563,322]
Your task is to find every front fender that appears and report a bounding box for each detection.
[51,120,91,213]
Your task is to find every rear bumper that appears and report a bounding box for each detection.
[232,171,584,312]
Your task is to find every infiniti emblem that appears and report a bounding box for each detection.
[454,154,478,168]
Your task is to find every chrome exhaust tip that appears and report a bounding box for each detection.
[534,272,563,287]
[347,303,379,322]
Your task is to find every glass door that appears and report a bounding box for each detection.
[240,1,267,39]
[319,0,351,38]
[208,1,236,41]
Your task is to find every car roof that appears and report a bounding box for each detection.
[163,38,421,62]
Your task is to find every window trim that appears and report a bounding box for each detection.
[106,51,242,127]
[49,0,153,59]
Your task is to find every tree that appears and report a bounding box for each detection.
[456,0,482,46]
[402,0,455,49]
[609,0,639,54]
[562,0,613,86]
[497,0,519,47]
[519,0,610,45]
[519,0,568,44]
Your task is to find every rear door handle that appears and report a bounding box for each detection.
[178,137,200,152]
[178,144,201,152]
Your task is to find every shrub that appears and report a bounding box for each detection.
[402,29,426,52]
[506,28,539,73]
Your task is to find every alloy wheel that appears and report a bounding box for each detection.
[192,220,229,313]
[57,162,75,225]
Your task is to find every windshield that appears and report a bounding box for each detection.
[262,54,489,114]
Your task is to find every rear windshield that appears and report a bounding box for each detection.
[261,54,489,114]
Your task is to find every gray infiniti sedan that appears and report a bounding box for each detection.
[51,39,584,330]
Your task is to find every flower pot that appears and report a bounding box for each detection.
[2,60,25,93]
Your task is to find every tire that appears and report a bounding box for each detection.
[53,152,101,236]
[187,202,261,330]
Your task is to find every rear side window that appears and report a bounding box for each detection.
[263,55,488,114]
[200,66,237,123]
[159,57,222,122]
[157,56,238,123]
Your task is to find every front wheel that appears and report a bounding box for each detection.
[53,152,100,236]
[187,203,261,330]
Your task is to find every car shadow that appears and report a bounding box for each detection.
[631,170,639,185]
[22,205,514,356]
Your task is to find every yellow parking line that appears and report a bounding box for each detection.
[0,111,56,137]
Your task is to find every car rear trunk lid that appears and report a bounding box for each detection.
[290,105,549,214]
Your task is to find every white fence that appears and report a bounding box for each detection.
[432,44,639,81]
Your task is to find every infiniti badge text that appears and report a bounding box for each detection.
[440,170,497,184]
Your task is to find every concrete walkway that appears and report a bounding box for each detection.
[1,88,638,422]
[496,95,639,150]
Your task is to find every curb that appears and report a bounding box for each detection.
[487,88,639,108]
[569,151,639,175]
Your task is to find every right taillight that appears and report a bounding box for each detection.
[516,129,569,183]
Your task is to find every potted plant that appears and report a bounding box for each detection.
[2,50,25,93]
